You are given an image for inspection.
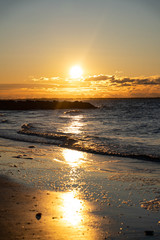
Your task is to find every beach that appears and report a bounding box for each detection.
[0,176,102,240]
[0,99,160,239]
[1,0,160,238]
[0,140,160,240]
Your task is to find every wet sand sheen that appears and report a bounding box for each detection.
[0,176,117,240]
[0,143,160,239]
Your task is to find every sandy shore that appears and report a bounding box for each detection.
[0,175,118,240]
[0,142,160,239]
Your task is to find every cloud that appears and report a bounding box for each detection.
[134,77,160,85]
[84,75,160,87]
[85,75,113,81]
[31,74,160,89]
[0,74,159,99]
[32,76,60,82]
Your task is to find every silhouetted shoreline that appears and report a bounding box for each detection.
[0,100,96,110]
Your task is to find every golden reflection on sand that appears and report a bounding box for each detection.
[42,190,100,239]
[61,191,83,226]
[63,149,85,167]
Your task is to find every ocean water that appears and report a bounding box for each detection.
[0,98,159,162]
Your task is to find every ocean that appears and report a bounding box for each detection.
[0,98,159,162]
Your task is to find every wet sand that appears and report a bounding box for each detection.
[0,176,117,240]
[0,142,160,239]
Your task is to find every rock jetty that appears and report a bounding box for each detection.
[0,100,96,110]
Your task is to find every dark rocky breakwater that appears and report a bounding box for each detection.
[0,100,96,110]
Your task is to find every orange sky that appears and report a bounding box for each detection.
[0,0,160,98]
[0,75,160,99]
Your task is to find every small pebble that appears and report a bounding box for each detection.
[36,213,42,220]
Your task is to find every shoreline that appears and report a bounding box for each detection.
[0,142,160,239]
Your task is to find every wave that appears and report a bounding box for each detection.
[0,129,159,162]
[0,119,10,124]
[16,127,160,163]
[21,123,35,131]
[18,127,76,147]
[64,110,83,115]
[0,119,159,163]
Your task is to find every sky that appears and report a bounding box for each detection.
[0,0,160,98]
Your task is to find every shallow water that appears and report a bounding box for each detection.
[0,98,159,162]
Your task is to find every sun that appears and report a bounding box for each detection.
[70,65,83,79]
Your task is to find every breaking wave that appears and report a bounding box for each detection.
[16,125,160,163]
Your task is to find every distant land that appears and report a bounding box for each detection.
[0,100,96,110]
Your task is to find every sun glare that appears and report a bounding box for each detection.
[62,191,83,226]
[70,65,83,79]
[63,149,84,167]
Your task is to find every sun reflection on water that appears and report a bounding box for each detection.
[62,191,83,226]
[65,115,83,134]
[63,149,85,167]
